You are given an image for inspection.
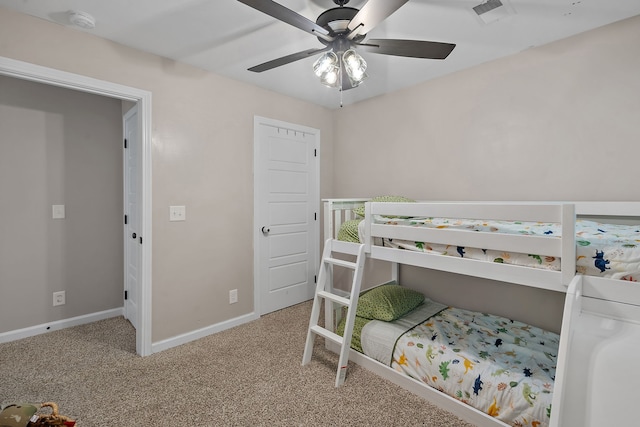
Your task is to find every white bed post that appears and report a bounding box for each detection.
[323,200,334,244]
[561,204,576,286]
[391,262,399,282]
[364,202,372,253]
[549,274,583,427]
[322,201,334,333]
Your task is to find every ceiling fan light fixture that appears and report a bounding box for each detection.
[313,51,337,77]
[342,48,368,86]
[313,51,340,87]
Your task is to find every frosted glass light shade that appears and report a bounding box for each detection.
[313,51,340,87]
[342,49,367,86]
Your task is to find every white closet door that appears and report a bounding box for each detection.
[254,117,319,315]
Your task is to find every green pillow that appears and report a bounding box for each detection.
[356,282,425,321]
[353,195,415,218]
[337,219,362,243]
[336,315,371,353]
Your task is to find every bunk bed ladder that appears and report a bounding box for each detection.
[301,239,366,387]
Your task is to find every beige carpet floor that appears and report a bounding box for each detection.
[0,301,477,426]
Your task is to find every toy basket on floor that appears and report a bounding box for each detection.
[27,402,76,427]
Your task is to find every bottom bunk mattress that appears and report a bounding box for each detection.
[339,287,559,427]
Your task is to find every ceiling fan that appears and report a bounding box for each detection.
[237,0,456,90]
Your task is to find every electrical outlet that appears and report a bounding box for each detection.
[53,291,66,306]
[229,289,238,304]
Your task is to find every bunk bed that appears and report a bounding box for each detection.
[313,199,640,427]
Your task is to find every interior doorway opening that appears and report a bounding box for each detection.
[0,56,153,356]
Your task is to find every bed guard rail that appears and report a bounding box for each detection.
[363,202,577,288]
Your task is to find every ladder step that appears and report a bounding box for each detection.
[317,291,351,307]
[310,325,344,345]
[324,257,357,269]
[302,242,366,387]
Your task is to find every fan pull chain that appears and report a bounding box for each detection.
[339,63,344,108]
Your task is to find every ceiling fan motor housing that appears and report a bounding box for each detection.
[316,7,365,46]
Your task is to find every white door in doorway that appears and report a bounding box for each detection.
[254,117,319,315]
[123,106,140,329]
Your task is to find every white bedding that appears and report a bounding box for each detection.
[361,300,447,366]
[359,300,560,427]
[357,215,640,280]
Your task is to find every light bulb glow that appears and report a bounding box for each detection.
[322,70,338,86]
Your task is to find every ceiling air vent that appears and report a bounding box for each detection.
[472,0,515,25]
[473,0,503,16]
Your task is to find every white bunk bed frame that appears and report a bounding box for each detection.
[320,198,640,427]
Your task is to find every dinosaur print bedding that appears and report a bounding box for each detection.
[359,302,559,427]
[347,216,640,281]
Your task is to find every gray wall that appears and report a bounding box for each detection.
[332,15,640,201]
[0,76,123,332]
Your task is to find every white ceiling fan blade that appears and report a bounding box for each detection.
[237,0,333,41]
[347,0,409,38]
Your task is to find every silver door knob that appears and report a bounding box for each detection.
[261,226,270,236]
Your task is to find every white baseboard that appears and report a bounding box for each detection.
[151,311,259,353]
[0,308,124,344]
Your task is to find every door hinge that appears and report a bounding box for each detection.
[124,138,128,149]
[314,212,317,221]
[314,275,317,284]
[124,290,128,300]
[139,236,143,244]
[314,148,317,157]
[124,214,128,225]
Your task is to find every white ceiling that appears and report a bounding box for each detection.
[2,0,639,109]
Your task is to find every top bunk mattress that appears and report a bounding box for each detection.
[338,215,640,281]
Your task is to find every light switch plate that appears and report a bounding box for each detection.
[52,204,65,219]
[169,205,186,221]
